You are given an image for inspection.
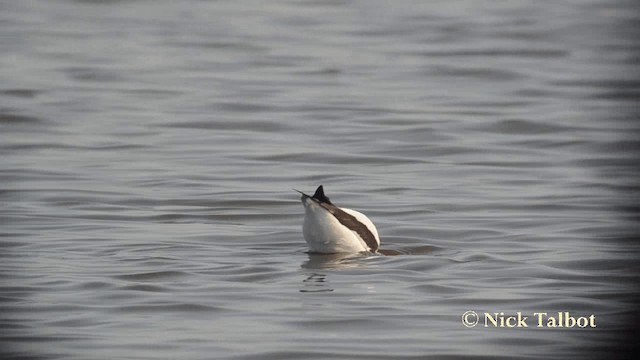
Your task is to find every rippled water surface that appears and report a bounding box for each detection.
[2,1,639,359]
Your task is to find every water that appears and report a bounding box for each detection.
[1,0,639,359]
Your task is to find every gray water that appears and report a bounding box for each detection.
[1,1,639,359]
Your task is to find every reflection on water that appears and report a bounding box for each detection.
[301,252,374,270]
[301,245,438,271]
[300,246,438,294]
[300,273,333,293]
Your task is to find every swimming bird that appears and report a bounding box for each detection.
[296,185,380,254]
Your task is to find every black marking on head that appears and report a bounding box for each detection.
[312,185,332,205]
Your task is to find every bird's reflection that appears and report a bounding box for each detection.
[300,272,333,293]
[301,252,373,270]
[300,245,437,270]
[298,245,437,293]
[299,253,370,294]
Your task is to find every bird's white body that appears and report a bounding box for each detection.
[299,187,380,254]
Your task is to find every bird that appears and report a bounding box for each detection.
[295,185,380,254]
